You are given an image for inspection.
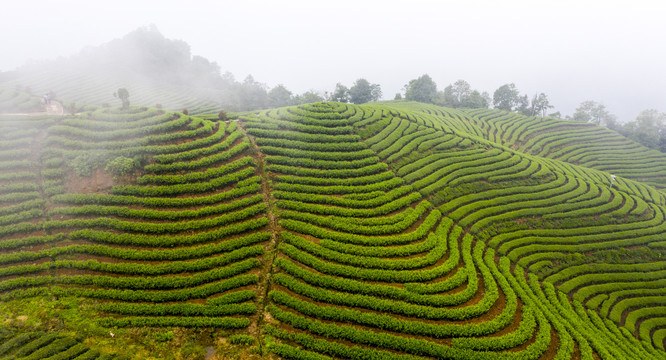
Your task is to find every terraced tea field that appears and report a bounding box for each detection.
[2,71,219,115]
[0,95,665,359]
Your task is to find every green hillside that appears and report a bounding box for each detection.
[1,69,220,115]
[0,93,665,359]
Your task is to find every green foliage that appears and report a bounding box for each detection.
[0,331,123,360]
[330,83,350,103]
[228,334,255,345]
[404,74,437,103]
[44,202,266,234]
[144,140,250,173]
[53,181,261,208]
[349,78,382,104]
[2,97,666,360]
[71,151,108,176]
[153,331,174,342]
[113,88,130,109]
[620,109,666,151]
[217,109,228,121]
[572,100,616,126]
[105,156,136,177]
[98,316,249,328]
[493,83,521,111]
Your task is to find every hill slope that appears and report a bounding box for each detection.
[0,98,665,359]
[0,26,223,114]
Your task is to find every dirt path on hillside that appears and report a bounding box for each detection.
[1,100,64,116]
[235,119,282,356]
[45,100,64,115]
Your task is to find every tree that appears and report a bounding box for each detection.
[268,84,293,108]
[218,110,227,121]
[451,80,471,105]
[238,75,268,110]
[493,83,521,111]
[330,83,350,103]
[531,93,554,117]
[404,74,437,103]
[572,101,594,122]
[516,94,530,115]
[463,90,489,108]
[442,85,457,106]
[573,101,616,126]
[349,78,382,104]
[293,91,324,105]
[621,109,666,150]
[549,111,562,119]
[481,92,491,108]
[394,93,403,100]
[113,88,130,109]
[442,80,472,107]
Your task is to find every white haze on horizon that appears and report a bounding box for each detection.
[1,0,664,121]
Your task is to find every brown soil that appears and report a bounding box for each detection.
[569,340,581,360]
[591,348,601,360]
[46,101,64,115]
[489,301,523,337]
[538,328,561,359]
[64,167,115,194]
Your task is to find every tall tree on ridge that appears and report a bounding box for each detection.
[405,74,437,103]
[349,78,382,104]
[493,83,521,111]
[330,83,350,103]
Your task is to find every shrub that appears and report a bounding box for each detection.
[71,152,108,176]
[228,334,255,345]
[105,156,136,177]
[153,331,174,342]
[218,110,228,121]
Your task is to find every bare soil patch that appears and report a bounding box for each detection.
[64,167,115,194]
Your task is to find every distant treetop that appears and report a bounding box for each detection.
[405,74,437,103]
[349,79,382,104]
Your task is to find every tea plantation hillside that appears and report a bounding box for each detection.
[0,70,220,115]
[386,101,666,190]
[0,95,665,359]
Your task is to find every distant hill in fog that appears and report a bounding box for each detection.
[0,26,258,113]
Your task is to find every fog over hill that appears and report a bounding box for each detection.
[0,26,231,111]
[0,26,345,112]
[1,1,665,121]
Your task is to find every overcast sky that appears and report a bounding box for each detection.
[1,0,664,120]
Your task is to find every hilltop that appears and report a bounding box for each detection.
[0,90,665,359]
[0,26,231,114]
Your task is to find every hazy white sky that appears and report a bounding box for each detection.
[1,0,664,120]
